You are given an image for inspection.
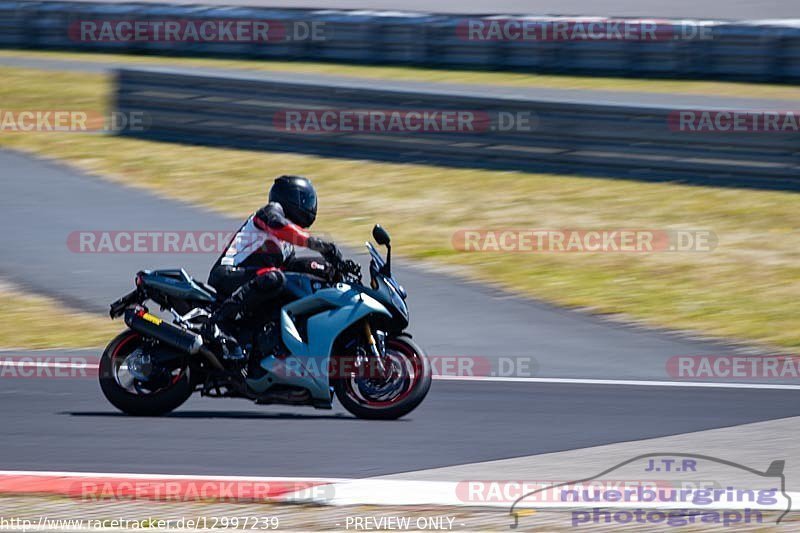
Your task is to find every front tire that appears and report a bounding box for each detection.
[334,334,431,420]
[99,329,193,416]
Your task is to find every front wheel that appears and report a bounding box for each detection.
[334,334,431,420]
[99,329,193,416]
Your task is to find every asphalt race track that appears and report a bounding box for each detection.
[65,0,800,21]
[1,149,799,478]
[3,376,800,477]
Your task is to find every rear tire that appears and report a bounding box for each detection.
[99,329,193,416]
[334,334,431,420]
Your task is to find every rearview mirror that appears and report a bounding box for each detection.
[372,224,391,246]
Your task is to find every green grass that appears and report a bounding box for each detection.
[0,283,120,348]
[1,65,799,349]
[2,48,800,100]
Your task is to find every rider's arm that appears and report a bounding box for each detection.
[253,203,309,246]
[254,203,340,259]
[253,203,341,259]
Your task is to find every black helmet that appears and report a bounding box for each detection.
[269,175,318,228]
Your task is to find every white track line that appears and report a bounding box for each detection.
[4,360,800,390]
[433,375,800,390]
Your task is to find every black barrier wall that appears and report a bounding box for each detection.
[1,1,800,82]
[115,68,800,190]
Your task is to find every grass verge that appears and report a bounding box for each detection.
[1,65,799,348]
[0,282,119,348]
[2,49,800,100]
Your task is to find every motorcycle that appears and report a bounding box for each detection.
[100,224,431,420]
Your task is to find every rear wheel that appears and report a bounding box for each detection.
[99,329,193,416]
[334,334,431,420]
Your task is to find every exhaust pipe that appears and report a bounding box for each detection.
[123,309,224,370]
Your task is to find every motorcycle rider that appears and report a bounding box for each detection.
[204,175,341,361]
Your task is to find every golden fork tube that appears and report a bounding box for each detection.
[364,321,387,376]
[364,321,376,346]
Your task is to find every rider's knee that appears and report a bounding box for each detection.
[254,268,285,292]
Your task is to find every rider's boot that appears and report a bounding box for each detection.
[247,322,284,380]
[206,271,284,364]
[202,301,246,362]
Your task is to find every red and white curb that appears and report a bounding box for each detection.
[0,471,795,512]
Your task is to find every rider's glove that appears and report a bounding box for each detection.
[308,237,342,262]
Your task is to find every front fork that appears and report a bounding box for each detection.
[363,321,389,379]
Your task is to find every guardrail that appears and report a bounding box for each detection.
[1,2,800,82]
[115,68,800,190]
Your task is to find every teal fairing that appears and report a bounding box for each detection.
[247,283,391,400]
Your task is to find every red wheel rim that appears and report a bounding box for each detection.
[343,339,422,408]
